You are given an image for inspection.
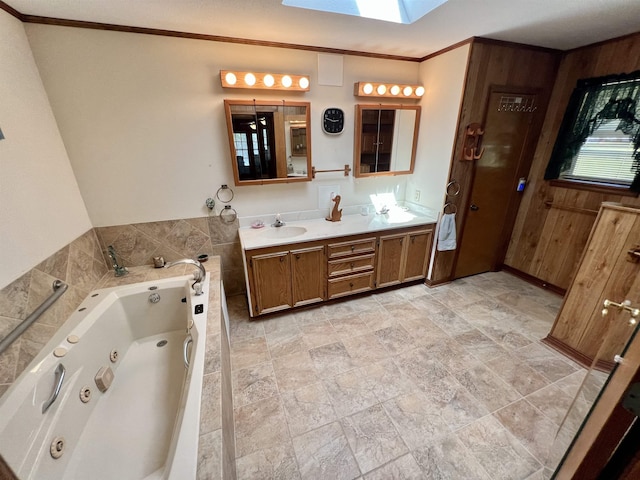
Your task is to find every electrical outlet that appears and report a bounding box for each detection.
[414,189,421,202]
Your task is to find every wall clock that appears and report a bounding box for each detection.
[322,108,345,135]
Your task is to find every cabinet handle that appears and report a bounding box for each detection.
[295,254,300,260]
[351,245,355,251]
[350,262,355,269]
[280,257,285,262]
[411,236,415,243]
[349,282,354,288]
[400,238,403,244]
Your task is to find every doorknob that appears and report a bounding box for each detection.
[470,204,479,211]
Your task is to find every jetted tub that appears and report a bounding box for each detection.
[0,273,209,480]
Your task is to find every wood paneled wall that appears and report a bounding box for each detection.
[505,33,640,290]
[430,39,560,284]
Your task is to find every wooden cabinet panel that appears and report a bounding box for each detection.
[545,204,640,367]
[328,237,376,258]
[291,245,326,307]
[328,271,375,299]
[404,230,433,281]
[328,254,375,277]
[377,233,405,288]
[251,251,292,315]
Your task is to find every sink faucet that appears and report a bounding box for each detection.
[379,205,390,214]
[165,258,206,296]
[272,213,286,228]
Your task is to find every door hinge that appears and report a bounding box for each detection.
[249,258,253,268]
[623,383,640,417]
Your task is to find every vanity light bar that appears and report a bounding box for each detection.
[220,70,310,92]
[354,82,425,99]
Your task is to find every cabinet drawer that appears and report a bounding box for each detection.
[328,254,375,277]
[327,237,376,259]
[328,272,375,299]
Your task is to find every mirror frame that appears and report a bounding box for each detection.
[224,99,312,186]
[353,104,421,178]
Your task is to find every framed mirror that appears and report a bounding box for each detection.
[224,99,312,185]
[354,104,421,177]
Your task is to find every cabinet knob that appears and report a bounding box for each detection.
[350,262,355,269]
[351,245,355,251]
[349,282,354,288]
[280,256,285,262]
[295,254,300,260]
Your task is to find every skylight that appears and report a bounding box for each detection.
[282,0,449,24]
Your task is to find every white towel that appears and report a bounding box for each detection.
[437,213,457,251]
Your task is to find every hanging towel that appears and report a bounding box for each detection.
[437,213,457,251]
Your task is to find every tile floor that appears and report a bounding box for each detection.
[226,272,597,480]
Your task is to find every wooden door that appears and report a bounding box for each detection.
[403,229,433,282]
[454,90,538,279]
[250,251,291,315]
[377,233,405,288]
[291,245,326,307]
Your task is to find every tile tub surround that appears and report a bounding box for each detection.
[1,254,232,479]
[0,229,107,397]
[95,215,245,296]
[228,271,597,480]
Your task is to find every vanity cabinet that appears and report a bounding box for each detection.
[247,243,326,316]
[327,237,377,299]
[244,224,434,316]
[377,229,433,288]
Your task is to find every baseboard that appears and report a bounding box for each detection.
[501,265,566,296]
[424,277,451,288]
[542,335,613,372]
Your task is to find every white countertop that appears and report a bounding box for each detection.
[239,208,438,251]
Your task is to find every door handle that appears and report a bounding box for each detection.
[470,204,479,211]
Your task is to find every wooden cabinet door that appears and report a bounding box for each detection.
[403,229,433,282]
[291,245,326,307]
[377,233,406,288]
[250,251,292,315]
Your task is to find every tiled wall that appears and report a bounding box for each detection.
[0,215,244,398]
[0,229,107,397]
[94,215,245,296]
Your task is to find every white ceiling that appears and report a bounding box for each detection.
[7,0,640,58]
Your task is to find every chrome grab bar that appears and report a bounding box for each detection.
[183,335,193,370]
[0,280,68,355]
[42,364,66,414]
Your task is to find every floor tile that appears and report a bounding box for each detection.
[393,346,449,391]
[458,415,541,480]
[374,324,416,355]
[455,329,509,362]
[309,341,357,378]
[422,375,489,431]
[266,330,307,359]
[293,422,361,480]
[324,368,379,418]
[362,358,417,403]
[516,343,578,382]
[454,362,521,412]
[330,313,372,338]
[299,320,341,348]
[362,454,423,479]
[232,361,279,407]
[282,382,337,437]
[485,352,550,396]
[230,336,270,371]
[525,383,574,426]
[494,399,559,463]
[342,332,390,366]
[272,351,318,391]
[341,403,408,474]
[412,432,491,479]
[383,391,449,449]
[234,395,290,458]
[236,441,301,480]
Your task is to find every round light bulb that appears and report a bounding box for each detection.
[415,86,425,97]
[390,85,400,96]
[403,86,413,96]
[282,75,293,88]
[376,84,387,95]
[244,73,256,86]
[263,74,275,87]
[224,72,237,86]
[363,83,374,95]
[299,77,309,89]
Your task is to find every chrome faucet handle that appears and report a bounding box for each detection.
[165,258,206,295]
[272,213,286,227]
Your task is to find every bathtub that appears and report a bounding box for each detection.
[0,273,209,480]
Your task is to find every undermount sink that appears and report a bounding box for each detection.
[261,226,308,239]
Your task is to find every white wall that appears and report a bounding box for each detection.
[25,25,427,226]
[0,11,92,289]
[409,44,470,210]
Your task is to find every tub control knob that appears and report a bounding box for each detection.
[95,366,114,393]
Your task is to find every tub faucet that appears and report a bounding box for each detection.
[165,258,206,296]
[107,245,128,277]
